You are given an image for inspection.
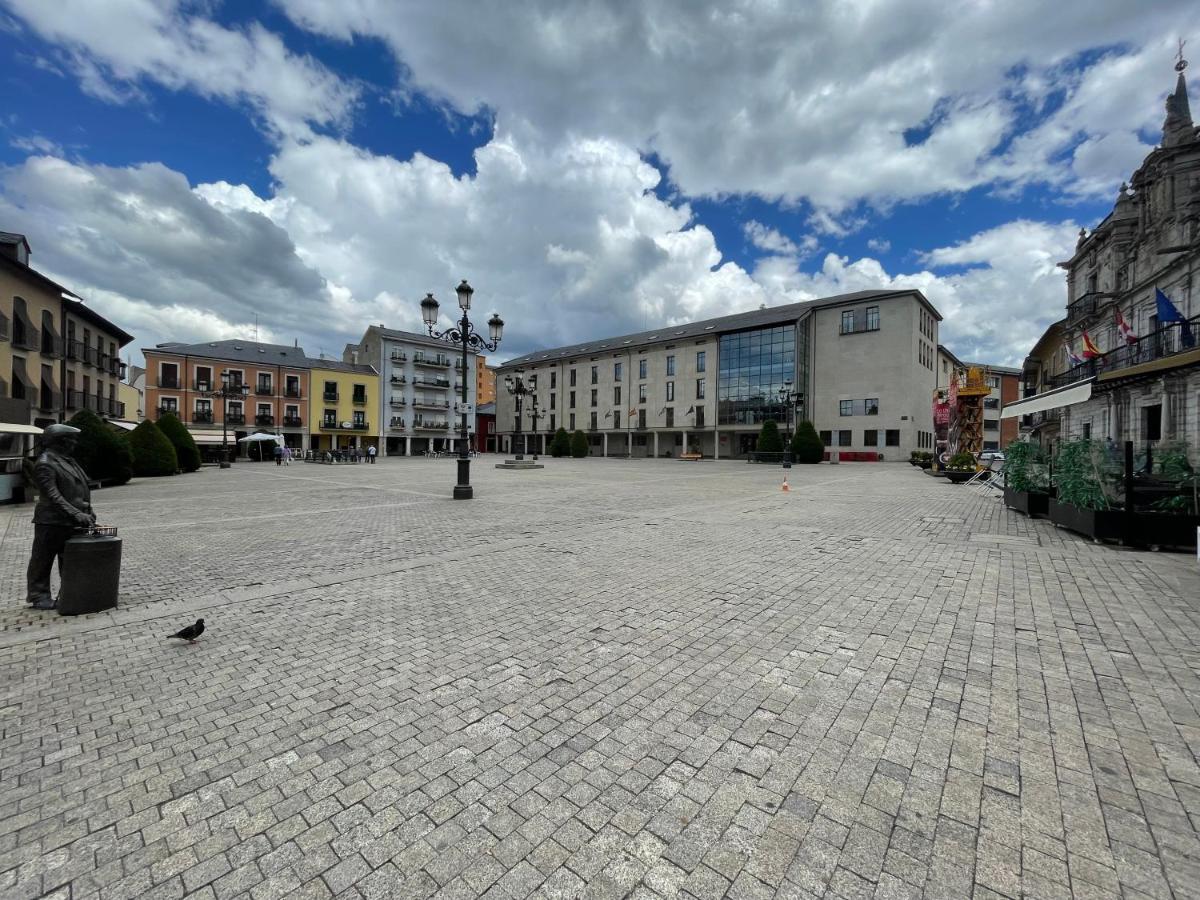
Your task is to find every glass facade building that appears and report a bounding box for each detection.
[717,323,801,425]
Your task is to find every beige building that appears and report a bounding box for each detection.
[496,289,942,461]
[1,231,132,428]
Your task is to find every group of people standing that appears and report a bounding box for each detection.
[272,443,378,464]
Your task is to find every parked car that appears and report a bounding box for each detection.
[979,451,1005,463]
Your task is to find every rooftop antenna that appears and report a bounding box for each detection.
[254,314,259,342]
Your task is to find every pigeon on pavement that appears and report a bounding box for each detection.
[168,618,205,643]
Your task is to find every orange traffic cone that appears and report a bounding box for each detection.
[781,475,790,492]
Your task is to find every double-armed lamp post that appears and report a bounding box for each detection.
[778,379,804,445]
[200,371,251,469]
[421,281,504,499]
[503,371,532,460]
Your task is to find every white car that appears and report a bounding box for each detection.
[979,451,1005,463]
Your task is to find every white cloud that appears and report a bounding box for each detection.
[4,0,358,139]
[743,220,799,256]
[866,238,891,254]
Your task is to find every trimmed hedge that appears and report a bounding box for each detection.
[155,412,201,472]
[129,420,178,477]
[66,408,133,485]
[791,420,824,464]
[570,430,589,458]
[757,419,784,453]
[549,427,571,458]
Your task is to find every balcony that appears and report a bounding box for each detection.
[413,376,450,389]
[66,390,84,410]
[390,352,408,362]
[839,319,880,336]
[255,414,275,426]
[413,421,450,430]
[321,419,338,430]
[390,398,408,408]
[413,355,450,368]
[389,418,406,430]
[12,323,36,350]
[158,377,180,389]
[454,360,466,371]
[111,359,126,378]
[282,415,303,427]
[412,398,449,410]
[255,384,273,396]
[323,391,339,402]
[192,411,214,424]
[193,381,212,392]
[1066,292,1101,325]
[226,414,246,426]
[1045,313,1200,391]
[351,421,369,431]
[67,339,83,359]
[284,386,302,399]
[352,394,368,406]
[156,406,180,420]
[389,376,406,385]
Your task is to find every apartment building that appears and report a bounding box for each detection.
[347,326,477,456]
[307,359,380,452]
[476,358,497,405]
[142,340,311,455]
[496,289,942,460]
[1,231,132,428]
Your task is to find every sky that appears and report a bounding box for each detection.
[0,1,1193,368]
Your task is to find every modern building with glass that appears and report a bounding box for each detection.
[495,288,943,460]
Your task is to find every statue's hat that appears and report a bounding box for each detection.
[42,424,81,437]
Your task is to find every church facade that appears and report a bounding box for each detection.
[1007,54,1200,461]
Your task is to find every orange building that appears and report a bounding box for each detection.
[143,339,311,456]
[475,356,496,405]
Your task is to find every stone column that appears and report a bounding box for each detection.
[404,436,411,456]
[602,433,608,457]
[714,429,720,460]
[653,432,659,458]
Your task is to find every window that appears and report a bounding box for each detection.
[569,413,576,430]
[819,430,831,446]
[989,376,1000,389]
[591,366,598,384]
[570,369,577,387]
[638,409,646,428]
[639,359,647,379]
[984,440,1000,451]
[1081,423,1091,440]
[226,401,240,418]
[614,362,623,382]
[613,386,621,405]
[885,429,900,446]
[161,397,178,412]
[984,420,998,431]
[591,389,597,407]
[323,380,337,399]
[590,411,598,430]
[665,408,674,427]
[257,374,272,394]
[984,397,1000,409]
[864,430,878,446]
[866,399,878,415]
[286,405,299,421]
[324,409,337,427]
[550,371,557,389]
[696,379,705,399]
[695,407,705,428]
[1143,404,1162,441]
[570,391,575,408]
[840,400,853,416]
[838,430,852,446]
[666,382,674,401]
[258,403,271,416]
[865,307,879,330]
[549,414,556,431]
[159,363,179,388]
[195,366,212,391]
[550,393,556,409]
[639,384,646,402]
[613,411,621,428]
[841,310,855,334]
[666,355,675,376]
[352,411,365,427]
[352,383,367,403]
[696,351,706,372]
[196,399,212,413]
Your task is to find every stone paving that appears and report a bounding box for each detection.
[1,457,1199,899]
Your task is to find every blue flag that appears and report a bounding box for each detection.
[1156,288,1195,348]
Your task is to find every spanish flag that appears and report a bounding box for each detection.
[1081,330,1101,359]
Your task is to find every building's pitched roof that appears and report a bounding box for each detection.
[477,402,496,415]
[498,289,930,368]
[306,358,378,376]
[0,231,31,253]
[0,253,135,345]
[143,338,310,365]
[966,361,1022,375]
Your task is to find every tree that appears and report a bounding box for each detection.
[155,411,201,472]
[791,420,824,464]
[549,427,571,458]
[66,408,133,485]
[129,420,178,477]
[757,419,784,453]
[570,430,589,458]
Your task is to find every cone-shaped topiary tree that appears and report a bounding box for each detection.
[66,408,133,485]
[549,427,571,458]
[791,420,824,464]
[757,419,784,453]
[570,430,589,458]
[155,411,201,472]
[129,420,178,477]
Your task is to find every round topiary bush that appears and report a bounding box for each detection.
[757,419,784,453]
[791,420,824,464]
[550,427,571,458]
[66,408,133,485]
[155,411,201,472]
[129,420,179,477]
[570,430,589,458]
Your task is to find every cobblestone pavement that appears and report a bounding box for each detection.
[2,458,1199,899]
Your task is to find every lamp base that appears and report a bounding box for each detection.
[219,461,231,469]
[453,484,474,499]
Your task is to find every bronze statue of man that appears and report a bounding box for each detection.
[27,423,95,610]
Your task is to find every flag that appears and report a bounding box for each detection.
[1115,308,1137,344]
[1081,331,1101,359]
[629,407,637,418]
[1156,288,1195,348]
[1065,342,1084,366]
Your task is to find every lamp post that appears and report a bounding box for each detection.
[527,389,545,458]
[778,380,804,466]
[420,281,504,500]
[503,370,530,460]
[199,371,251,468]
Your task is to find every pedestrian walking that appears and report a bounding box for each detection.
[283,445,291,466]
[367,444,377,464]
[273,443,283,466]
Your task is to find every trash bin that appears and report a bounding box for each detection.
[58,527,121,616]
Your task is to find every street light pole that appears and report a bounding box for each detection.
[202,371,250,469]
[421,282,504,500]
[504,371,527,460]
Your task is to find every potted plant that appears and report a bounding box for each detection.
[1002,441,1050,517]
[942,452,977,483]
[1133,441,1199,549]
[916,451,933,470]
[909,451,921,467]
[1048,439,1123,541]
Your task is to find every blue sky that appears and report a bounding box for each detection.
[0,1,1191,366]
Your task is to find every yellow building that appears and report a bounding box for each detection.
[307,360,380,452]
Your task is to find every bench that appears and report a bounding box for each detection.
[679,453,702,461]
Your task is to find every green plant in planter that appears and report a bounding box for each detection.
[946,451,976,472]
[1002,441,1049,492]
[1054,439,1116,510]
[1155,441,1194,480]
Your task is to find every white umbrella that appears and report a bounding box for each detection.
[237,433,282,443]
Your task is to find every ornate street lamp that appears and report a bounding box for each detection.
[421,281,503,499]
[778,380,804,464]
[504,370,531,459]
[198,371,251,468]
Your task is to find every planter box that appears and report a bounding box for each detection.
[944,470,974,483]
[1048,499,1124,542]
[1003,487,1050,518]
[1133,512,1199,549]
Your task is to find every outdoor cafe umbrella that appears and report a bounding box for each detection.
[237,432,282,462]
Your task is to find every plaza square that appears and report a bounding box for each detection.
[2,459,1199,899]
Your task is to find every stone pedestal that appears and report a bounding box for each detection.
[495,459,545,470]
